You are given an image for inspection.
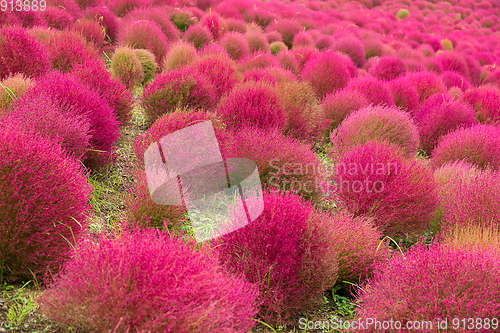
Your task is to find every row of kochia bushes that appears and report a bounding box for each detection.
[1,0,500,331]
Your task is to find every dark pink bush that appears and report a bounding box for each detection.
[72,18,106,48]
[276,49,299,74]
[482,69,500,90]
[220,32,250,60]
[344,76,395,106]
[41,7,74,30]
[332,35,366,68]
[107,0,151,17]
[315,34,333,50]
[215,191,339,325]
[200,11,227,41]
[301,51,351,99]
[140,67,215,124]
[266,19,302,49]
[417,95,477,154]
[407,71,447,103]
[0,26,50,80]
[82,6,119,43]
[321,89,370,130]
[440,70,471,92]
[461,86,500,124]
[330,105,420,159]
[13,10,45,28]
[75,0,104,9]
[123,7,180,42]
[432,124,500,171]
[357,241,500,332]
[216,82,285,132]
[40,226,258,333]
[368,55,407,81]
[24,71,121,168]
[436,50,470,81]
[183,24,213,50]
[243,67,295,87]
[119,20,170,63]
[388,77,419,114]
[293,46,320,71]
[292,31,314,48]
[72,59,134,127]
[333,140,439,237]
[246,31,270,53]
[0,119,91,281]
[46,0,81,20]
[237,51,279,72]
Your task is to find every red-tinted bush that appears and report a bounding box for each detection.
[140,67,215,124]
[201,11,227,41]
[356,242,500,332]
[41,7,74,30]
[237,51,279,72]
[266,19,302,49]
[107,0,151,17]
[330,105,420,159]
[246,31,270,53]
[332,35,366,68]
[183,24,213,50]
[301,51,351,99]
[388,77,419,114]
[406,71,447,103]
[276,49,299,74]
[40,226,258,333]
[321,89,370,131]
[482,69,500,90]
[432,124,500,171]
[82,6,119,43]
[368,55,407,81]
[0,119,91,281]
[72,18,106,48]
[120,20,170,63]
[344,76,395,106]
[216,82,285,132]
[440,70,471,92]
[436,50,470,81]
[123,7,180,42]
[0,26,50,80]
[162,41,199,70]
[293,46,320,71]
[333,140,439,237]
[292,31,314,48]
[220,32,250,60]
[461,86,500,124]
[0,74,34,111]
[215,191,338,325]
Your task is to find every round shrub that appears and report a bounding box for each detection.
[482,69,500,90]
[107,0,150,17]
[417,95,477,154]
[344,76,395,106]
[436,51,470,81]
[266,19,302,49]
[135,48,157,86]
[75,0,104,9]
[140,67,215,124]
[245,31,270,53]
[41,7,74,30]
[110,46,144,91]
[40,226,258,333]
[388,77,419,114]
[276,49,299,74]
[321,89,369,131]
[183,24,213,50]
[396,8,410,19]
[292,31,314,48]
[333,140,439,237]
[215,190,339,325]
[270,41,287,55]
[9,93,91,160]
[330,105,420,159]
[0,119,92,281]
[0,26,50,80]
[162,41,199,70]
[432,124,500,171]
[72,59,134,127]
[226,18,247,33]
[440,70,471,92]
[216,82,285,132]
[440,38,454,50]
[119,20,170,64]
[21,71,121,168]
[72,18,106,48]
[123,7,180,42]
[315,34,333,50]
[168,8,195,32]
[12,9,45,28]
[363,37,385,59]
[190,53,241,101]
[0,74,34,112]
[293,46,320,72]
[237,51,279,72]
[220,32,249,60]
[332,35,366,68]
[243,67,295,87]
[368,56,407,81]
[406,71,447,103]
[200,11,227,41]
[82,6,119,43]
[461,86,500,124]
[357,242,500,332]
[301,51,351,99]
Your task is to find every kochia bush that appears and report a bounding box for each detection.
[110,47,145,91]
[0,74,34,112]
[40,226,259,333]
[0,119,92,282]
[344,76,395,106]
[461,86,500,124]
[119,20,170,64]
[368,56,407,81]
[162,41,199,71]
[321,89,369,130]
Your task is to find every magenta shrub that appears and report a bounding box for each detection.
[436,50,470,81]
[333,140,439,237]
[22,71,121,168]
[41,7,74,30]
[82,6,119,43]
[266,19,302,49]
[293,46,320,71]
[344,76,395,106]
[301,51,351,99]
[0,74,34,111]
[9,93,91,160]
[75,0,104,9]
[123,7,180,42]
[356,242,500,332]
[292,31,314,48]
[119,20,170,63]
[107,0,151,17]
[368,55,407,81]
[140,67,215,124]
[215,191,338,325]
[315,34,333,50]
[440,70,471,92]
[72,18,106,48]
[407,71,447,103]
[246,31,270,53]
[276,49,299,74]
[201,11,227,41]
[216,82,285,132]
[432,124,500,171]
[482,69,500,89]
[0,119,91,282]
[183,24,213,50]
[332,35,366,68]
[461,86,500,124]
[220,32,250,60]
[330,105,420,159]
[321,89,370,130]
[237,51,280,72]
[40,226,258,333]
[72,59,134,127]
[0,26,50,80]
[388,77,419,114]
[417,95,477,154]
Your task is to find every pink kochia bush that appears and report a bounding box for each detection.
[331,35,366,68]
[23,71,121,168]
[330,105,420,159]
[333,140,439,237]
[368,56,407,81]
[355,242,500,332]
[0,26,50,80]
[215,191,339,325]
[432,124,500,171]
[388,77,419,113]
[40,226,258,333]
[140,68,215,124]
[344,76,395,106]
[407,71,446,103]
[301,51,351,99]
[119,20,170,64]
[0,119,91,282]
[321,89,369,130]
[216,82,285,132]
[461,86,500,124]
